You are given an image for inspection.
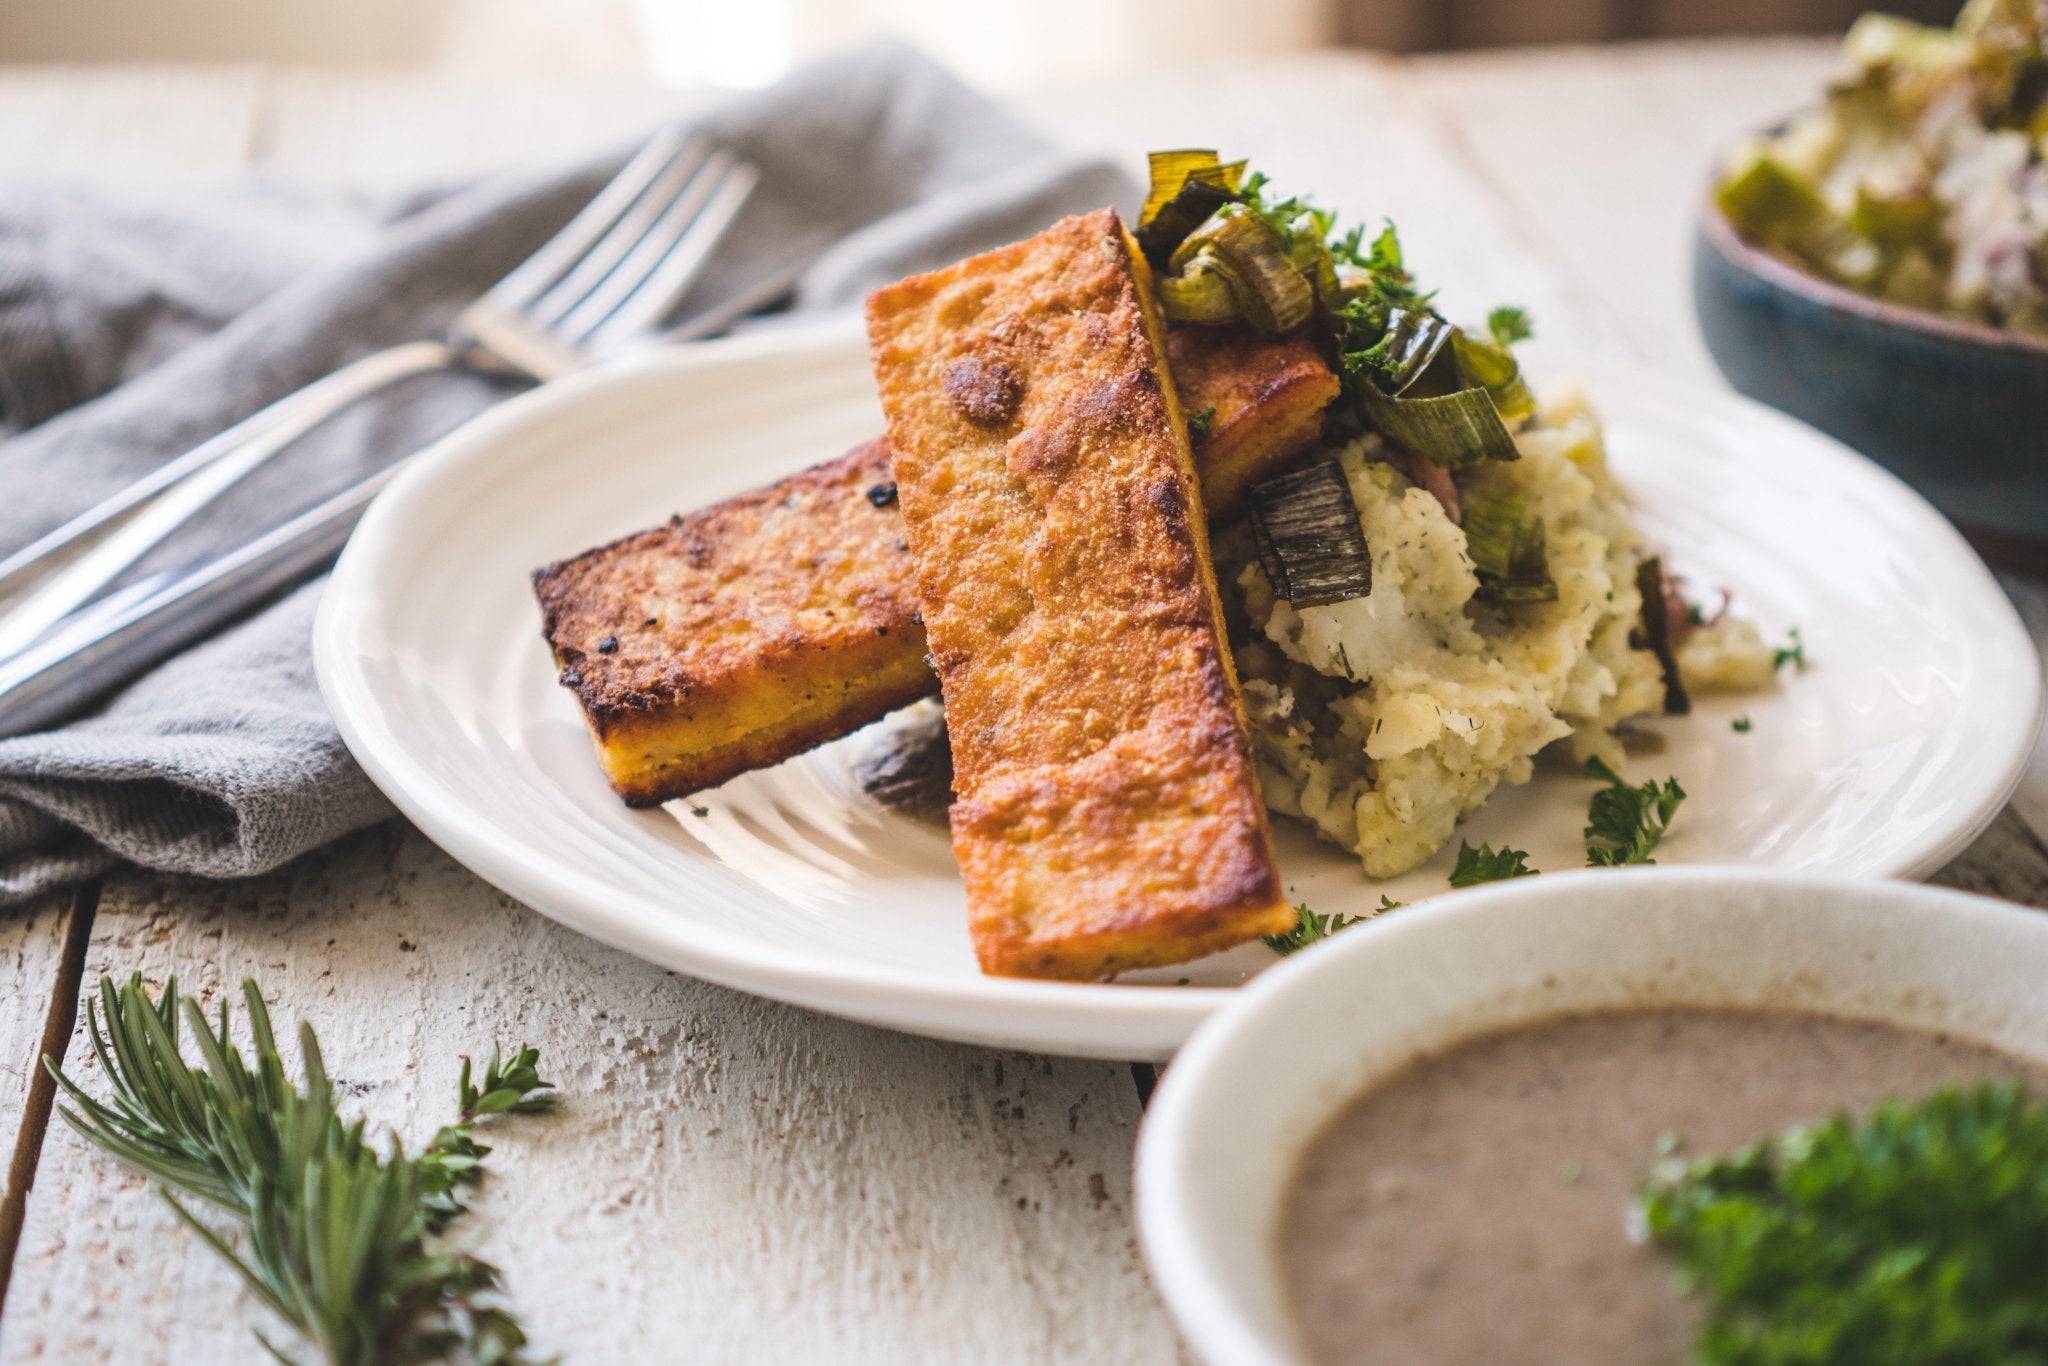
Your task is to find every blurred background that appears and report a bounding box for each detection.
[0,0,1961,88]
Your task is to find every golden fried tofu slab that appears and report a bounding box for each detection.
[1168,325,1338,517]
[866,208,1295,980]
[534,326,1335,809]
[532,440,933,805]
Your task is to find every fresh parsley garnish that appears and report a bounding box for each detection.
[1187,404,1217,439]
[1641,1083,2048,1364]
[1262,898,1398,955]
[1486,305,1534,347]
[47,974,554,1365]
[1583,756,1685,866]
[1449,840,1539,886]
[1772,626,1807,672]
[1732,715,1753,733]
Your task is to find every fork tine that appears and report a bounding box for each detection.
[522,139,714,329]
[487,125,699,313]
[545,148,738,342]
[578,162,760,354]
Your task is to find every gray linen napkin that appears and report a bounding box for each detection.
[0,42,1135,906]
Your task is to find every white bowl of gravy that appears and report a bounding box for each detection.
[1134,869,2048,1366]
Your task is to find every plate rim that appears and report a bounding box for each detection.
[314,325,2045,1057]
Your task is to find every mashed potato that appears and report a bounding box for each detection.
[1222,382,1773,877]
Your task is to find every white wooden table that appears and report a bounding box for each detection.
[2,40,2046,1362]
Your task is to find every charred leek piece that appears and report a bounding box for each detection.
[1167,205,1315,334]
[1357,382,1520,468]
[1157,257,1241,323]
[1248,462,1373,608]
[1356,307,1455,395]
[1136,150,1246,267]
[1634,556,1692,715]
[1464,491,1557,603]
[1452,330,1535,425]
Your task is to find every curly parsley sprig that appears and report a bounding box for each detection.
[1262,898,1400,955]
[47,974,554,1366]
[1641,1082,2048,1363]
[1583,756,1686,866]
[1449,840,1540,887]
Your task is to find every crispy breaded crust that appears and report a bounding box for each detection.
[534,329,1334,809]
[532,441,935,805]
[866,208,1295,980]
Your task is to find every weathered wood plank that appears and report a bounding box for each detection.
[0,888,90,1311]
[1932,808,2048,908]
[0,826,1176,1364]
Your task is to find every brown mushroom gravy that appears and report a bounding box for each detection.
[1277,1007,2048,1366]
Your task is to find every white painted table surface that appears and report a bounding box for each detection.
[2,40,2047,1363]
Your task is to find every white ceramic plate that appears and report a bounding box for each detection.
[1133,870,2048,1365]
[315,320,2043,1059]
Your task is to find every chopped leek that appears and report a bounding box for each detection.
[1450,330,1535,425]
[1136,149,1246,267]
[1139,153,1555,456]
[1463,491,1557,603]
[1168,204,1315,334]
[1716,151,1883,286]
[1137,150,1245,230]
[1247,462,1373,608]
[1633,556,1692,715]
[1848,183,1940,249]
[1157,259,1241,324]
[1844,12,1971,71]
[1356,383,1520,469]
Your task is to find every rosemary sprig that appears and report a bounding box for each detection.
[45,974,553,1366]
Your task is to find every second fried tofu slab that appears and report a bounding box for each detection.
[532,440,932,805]
[867,208,1294,980]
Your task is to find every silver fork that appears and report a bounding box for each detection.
[0,127,759,661]
[0,132,824,738]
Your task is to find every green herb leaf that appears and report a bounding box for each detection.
[1641,1082,2048,1364]
[1262,900,1389,955]
[1583,756,1686,866]
[1486,305,1534,347]
[1352,306,1456,395]
[1449,840,1539,886]
[1187,404,1217,440]
[46,974,553,1366]
[1732,716,1753,733]
[1773,627,1808,672]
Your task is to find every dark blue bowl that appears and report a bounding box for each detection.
[1694,197,2048,563]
